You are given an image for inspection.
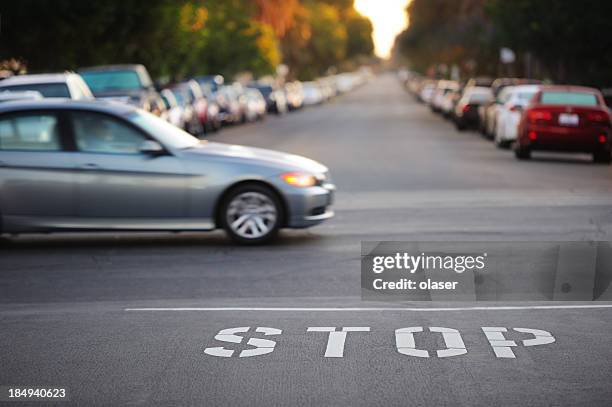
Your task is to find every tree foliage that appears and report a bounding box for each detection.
[395,0,612,87]
[0,0,373,81]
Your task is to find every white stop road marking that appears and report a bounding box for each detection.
[203,326,555,359]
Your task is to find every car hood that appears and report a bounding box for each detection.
[183,141,328,174]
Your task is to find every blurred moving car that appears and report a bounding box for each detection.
[0,100,335,244]
[493,85,541,148]
[515,86,611,163]
[0,73,93,100]
[79,64,159,112]
[454,86,493,130]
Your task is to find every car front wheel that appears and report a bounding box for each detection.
[221,184,282,244]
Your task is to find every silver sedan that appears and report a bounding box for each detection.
[0,100,335,244]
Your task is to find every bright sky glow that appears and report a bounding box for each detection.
[354,0,410,59]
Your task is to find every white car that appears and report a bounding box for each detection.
[302,82,324,106]
[0,73,93,100]
[494,85,541,148]
[431,80,459,112]
[419,82,436,104]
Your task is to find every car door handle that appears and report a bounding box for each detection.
[79,163,100,170]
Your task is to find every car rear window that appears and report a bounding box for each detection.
[80,70,142,92]
[540,91,598,106]
[468,93,490,103]
[0,83,70,98]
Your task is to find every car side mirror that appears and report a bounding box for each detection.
[140,140,165,155]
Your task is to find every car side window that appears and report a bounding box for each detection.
[0,113,61,151]
[72,111,146,154]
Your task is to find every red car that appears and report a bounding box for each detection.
[515,86,611,163]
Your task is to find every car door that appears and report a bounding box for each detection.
[69,110,188,226]
[0,110,76,230]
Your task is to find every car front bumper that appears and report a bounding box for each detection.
[284,183,336,228]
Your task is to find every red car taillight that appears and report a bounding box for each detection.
[586,111,610,124]
[462,105,471,113]
[527,109,553,124]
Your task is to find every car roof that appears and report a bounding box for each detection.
[0,73,77,86]
[537,85,601,94]
[507,85,541,93]
[465,86,492,94]
[79,64,145,72]
[0,99,137,115]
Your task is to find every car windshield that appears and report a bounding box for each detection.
[0,83,70,98]
[541,91,598,106]
[129,111,199,149]
[81,70,142,92]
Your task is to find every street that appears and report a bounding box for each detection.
[1,73,612,406]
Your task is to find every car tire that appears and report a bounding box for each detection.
[220,183,283,245]
[514,144,531,160]
[593,151,611,164]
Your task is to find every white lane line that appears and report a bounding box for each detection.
[124,304,612,312]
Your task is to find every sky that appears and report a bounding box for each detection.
[354,0,410,59]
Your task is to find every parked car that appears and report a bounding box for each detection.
[198,86,222,132]
[480,78,543,138]
[167,86,203,136]
[248,83,287,114]
[493,85,541,148]
[285,81,304,111]
[79,64,159,113]
[0,90,43,103]
[431,80,460,113]
[0,73,93,100]
[245,88,267,121]
[216,85,245,124]
[418,81,436,104]
[174,80,211,134]
[302,82,324,106]
[193,75,224,93]
[454,87,493,130]
[0,100,335,244]
[440,87,461,118]
[515,86,611,163]
[160,89,186,130]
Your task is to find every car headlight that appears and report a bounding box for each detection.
[281,172,317,187]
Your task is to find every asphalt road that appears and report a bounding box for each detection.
[1,73,612,406]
